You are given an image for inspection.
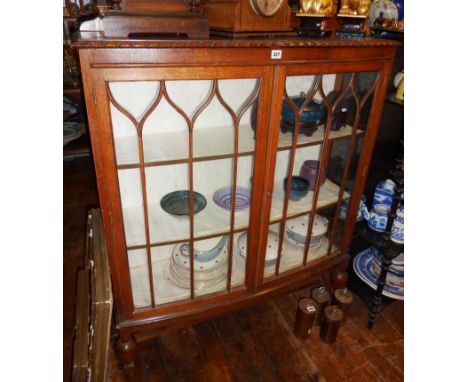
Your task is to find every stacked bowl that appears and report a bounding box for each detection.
[165,236,233,290]
[238,231,284,266]
[284,214,328,249]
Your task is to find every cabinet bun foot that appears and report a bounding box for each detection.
[115,333,138,379]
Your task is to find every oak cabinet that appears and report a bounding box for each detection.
[74,34,397,372]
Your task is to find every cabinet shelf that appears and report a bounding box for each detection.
[129,231,337,308]
[124,178,346,250]
[115,124,363,170]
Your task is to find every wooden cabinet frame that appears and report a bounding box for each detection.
[75,36,397,374]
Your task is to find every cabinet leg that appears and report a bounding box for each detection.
[115,331,138,378]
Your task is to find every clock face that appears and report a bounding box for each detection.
[249,0,285,18]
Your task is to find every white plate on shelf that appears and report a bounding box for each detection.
[172,241,227,272]
[164,256,236,290]
[238,231,284,261]
[285,214,328,240]
[353,247,404,300]
[284,231,323,248]
[170,256,228,282]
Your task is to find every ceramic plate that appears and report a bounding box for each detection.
[370,247,404,273]
[172,242,227,272]
[285,214,328,238]
[237,232,248,258]
[371,262,404,287]
[192,236,227,252]
[170,257,228,282]
[238,231,284,262]
[164,257,236,290]
[285,232,322,249]
[353,247,404,300]
[213,186,251,211]
[161,191,207,216]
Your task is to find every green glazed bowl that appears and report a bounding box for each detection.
[161,191,207,216]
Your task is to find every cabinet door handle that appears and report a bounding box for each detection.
[266,191,272,198]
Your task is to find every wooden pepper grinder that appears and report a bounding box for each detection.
[333,287,353,325]
[320,305,343,344]
[311,286,330,327]
[293,298,319,340]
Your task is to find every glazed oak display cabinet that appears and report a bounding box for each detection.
[74,33,398,373]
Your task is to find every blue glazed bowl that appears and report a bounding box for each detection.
[281,96,326,124]
[283,176,309,201]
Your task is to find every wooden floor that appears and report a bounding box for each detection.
[64,156,404,382]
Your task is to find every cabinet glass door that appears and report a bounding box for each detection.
[103,68,266,308]
[263,70,380,279]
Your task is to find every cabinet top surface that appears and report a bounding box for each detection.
[72,32,401,49]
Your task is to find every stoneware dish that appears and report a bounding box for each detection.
[179,236,228,263]
[213,186,251,211]
[172,242,228,275]
[161,190,207,216]
[283,176,309,201]
[238,231,284,263]
[280,94,327,137]
[281,95,326,124]
[285,214,328,244]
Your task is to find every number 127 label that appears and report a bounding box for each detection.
[271,50,282,59]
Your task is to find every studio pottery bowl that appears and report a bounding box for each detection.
[283,176,309,201]
[179,236,228,263]
[279,94,327,137]
[161,190,207,216]
[213,186,251,211]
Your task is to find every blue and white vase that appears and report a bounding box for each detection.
[391,205,404,243]
[372,179,395,209]
[340,195,367,222]
[367,204,390,232]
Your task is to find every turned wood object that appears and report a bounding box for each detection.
[311,286,330,327]
[294,298,318,339]
[320,305,343,344]
[333,287,353,325]
[115,333,138,377]
[331,269,349,290]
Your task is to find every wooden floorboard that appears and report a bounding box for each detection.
[64,156,404,382]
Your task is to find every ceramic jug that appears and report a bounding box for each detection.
[361,203,390,232]
[372,179,395,209]
[390,205,404,243]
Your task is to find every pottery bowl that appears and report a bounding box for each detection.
[286,229,322,246]
[281,96,326,124]
[283,176,309,200]
[161,190,207,216]
[179,236,228,263]
[213,186,251,211]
